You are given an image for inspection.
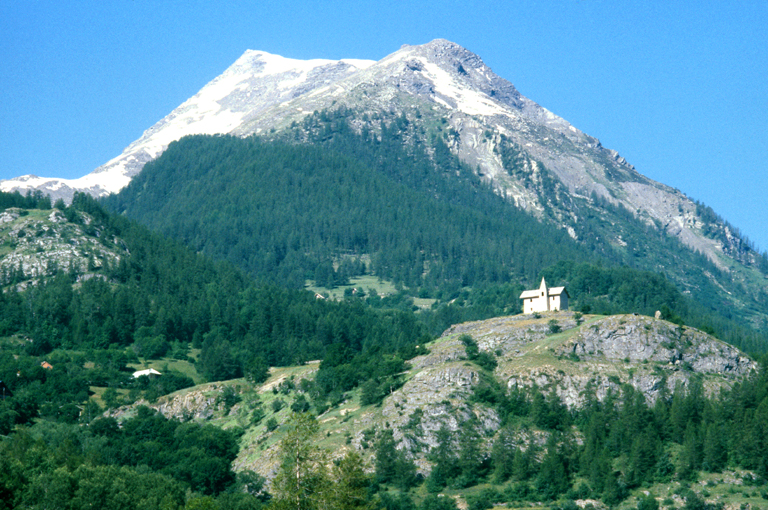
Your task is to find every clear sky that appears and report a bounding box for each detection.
[2,1,767,251]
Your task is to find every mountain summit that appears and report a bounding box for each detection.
[3,39,765,310]
[0,49,375,200]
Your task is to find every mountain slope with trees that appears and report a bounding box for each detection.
[1,189,767,509]
[11,40,766,330]
[103,132,590,290]
[73,313,768,510]
[2,38,768,509]
[0,192,433,432]
[8,39,767,337]
[102,125,768,354]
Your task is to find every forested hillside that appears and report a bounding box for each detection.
[0,192,436,431]
[1,192,768,508]
[0,191,447,507]
[102,112,768,354]
[103,132,589,290]
[1,114,767,510]
[4,37,768,510]
[5,314,767,510]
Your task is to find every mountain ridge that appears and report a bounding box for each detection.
[0,49,376,200]
[1,40,758,269]
[4,39,767,326]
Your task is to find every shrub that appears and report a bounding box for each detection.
[217,386,241,414]
[637,494,659,510]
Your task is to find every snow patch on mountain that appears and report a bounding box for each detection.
[418,59,508,116]
[1,50,374,202]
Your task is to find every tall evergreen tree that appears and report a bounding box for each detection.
[270,413,329,510]
[535,434,569,500]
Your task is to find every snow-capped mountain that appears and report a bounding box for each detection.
[0,51,375,201]
[1,39,759,275]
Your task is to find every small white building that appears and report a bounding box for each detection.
[520,278,569,314]
[132,368,162,379]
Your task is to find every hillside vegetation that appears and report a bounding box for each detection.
[103,132,588,290]
[103,121,768,353]
[1,126,767,509]
[4,38,768,510]
[7,312,766,510]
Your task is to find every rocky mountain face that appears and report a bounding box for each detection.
[446,312,754,407]
[0,207,127,289]
[129,312,756,481]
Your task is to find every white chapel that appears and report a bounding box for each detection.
[520,278,569,314]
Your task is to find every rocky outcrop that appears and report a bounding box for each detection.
[458,312,757,408]
[152,385,220,421]
[0,207,126,288]
[339,312,754,469]
[108,312,757,483]
[561,314,754,375]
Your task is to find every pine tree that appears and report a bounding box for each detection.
[374,429,418,491]
[491,426,517,483]
[426,424,456,491]
[270,413,329,510]
[627,427,659,487]
[512,435,538,481]
[328,451,377,510]
[455,418,484,487]
[677,421,702,482]
[702,422,726,472]
[535,434,569,500]
[374,429,399,484]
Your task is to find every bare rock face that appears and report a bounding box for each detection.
[456,312,757,408]
[151,385,220,421]
[563,315,753,376]
[333,335,502,474]
[380,362,496,447]
[105,383,228,423]
[345,312,755,476]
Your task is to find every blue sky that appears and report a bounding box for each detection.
[2,1,767,251]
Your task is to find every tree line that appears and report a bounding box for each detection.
[102,127,594,291]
